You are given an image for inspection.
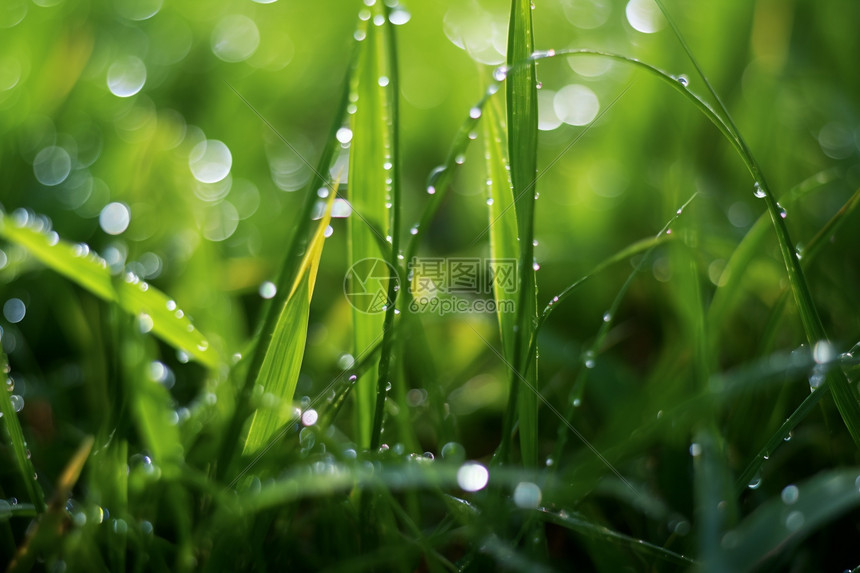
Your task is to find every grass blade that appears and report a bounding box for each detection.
[0,351,45,514]
[0,213,219,369]
[724,469,860,571]
[502,0,539,468]
[242,190,337,455]
[538,508,695,566]
[484,92,519,384]
[348,3,399,448]
[653,0,860,447]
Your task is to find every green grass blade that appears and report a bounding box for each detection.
[0,352,46,514]
[502,0,539,468]
[724,469,860,571]
[348,4,399,448]
[538,508,695,566]
[653,0,860,447]
[707,170,839,336]
[242,191,336,455]
[0,214,219,369]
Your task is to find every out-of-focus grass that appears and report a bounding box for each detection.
[2,0,860,571]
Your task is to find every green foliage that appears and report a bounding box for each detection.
[2,0,860,571]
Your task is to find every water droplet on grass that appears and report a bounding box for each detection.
[676,74,689,87]
[469,107,482,119]
[10,394,24,412]
[753,182,766,198]
[389,8,411,25]
[493,66,509,81]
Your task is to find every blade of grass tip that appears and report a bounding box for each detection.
[0,351,46,514]
[217,57,354,476]
[241,186,338,455]
[348,2,398,450]
[653,0,860,446]
[0,212,219,369]
[501,0,539,469]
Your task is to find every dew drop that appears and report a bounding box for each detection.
[469,107,482,119]
[753,182,766,198]
[389,8,411,25]
[676,74,689,87]
[486,197,494,206]
[493,66,509,82]
[602,312,612,322]
[409,224,419,235]
[10,394,24,412]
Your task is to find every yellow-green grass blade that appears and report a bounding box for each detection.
[483,95,519,378]
[348,4,397,448]
[217,55,355,478]
[242,191,336,455]
[503,0,539,468]
[0,213,219,369]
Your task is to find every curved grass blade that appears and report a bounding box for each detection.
[525,46,860,447]
[723,469,860,571]
[348,3,398,448]
[707,169,840,334]
[0,213,218,369]
[0,351,46,514]
[537,508,695,566]
[241,190,337,455]
[502,0,540,468]
[653,0,860,446]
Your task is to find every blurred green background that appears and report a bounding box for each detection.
[2,0,860,568]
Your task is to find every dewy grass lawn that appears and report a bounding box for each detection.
[2,0,860,571]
